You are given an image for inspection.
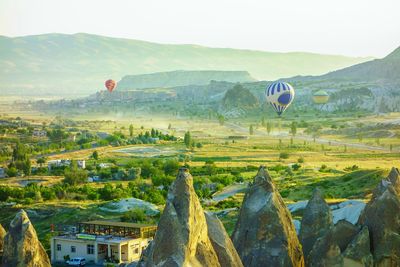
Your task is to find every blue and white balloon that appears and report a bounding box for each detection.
[265,81,295,116]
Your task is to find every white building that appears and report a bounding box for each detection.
[32,129,47,138]
[50,221,156,265]
[77,160,86,169]
[47,159,85,170]
[47,160,71,170]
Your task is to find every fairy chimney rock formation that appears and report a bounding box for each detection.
[232,166,304,267]
[138,167,243,267]
[342,226,373,267]
[358,172,400,267]
[300,188,333,260]
[2,209,51,267]
[307,220,359,267]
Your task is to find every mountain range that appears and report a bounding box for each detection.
[292,46,400,84]
[0,33,372,96]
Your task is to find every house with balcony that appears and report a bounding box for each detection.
[50,220,156,265]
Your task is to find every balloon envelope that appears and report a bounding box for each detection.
[312,90,329,104]
[265,81,295,116]
[105,79,117,92]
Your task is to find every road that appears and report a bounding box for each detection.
[224,122,399,152]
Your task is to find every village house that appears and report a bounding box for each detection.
[50,220,156,265]
[32,129,47,137]
[47,159,86,170]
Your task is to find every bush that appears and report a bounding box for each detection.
[279,152,290,159]
[291,163,302,171]
[344,165,359,171]
[6,167,18,177]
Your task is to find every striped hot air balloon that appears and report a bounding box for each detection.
[312,90,329,104]
[105,79,117,93]
[265,81,295,116]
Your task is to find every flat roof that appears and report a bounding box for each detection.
[80,220,156,229]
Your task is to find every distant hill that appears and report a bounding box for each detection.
[222,84,259,109]
[0,33,372,96]
[294,46,400,84]
[117,70,255,90]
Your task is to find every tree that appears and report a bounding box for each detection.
[163,159,180,176]
[217,114,225,126]
[92,150,99,161]
[168,123,172,130]
[12,142,31,175]
[249,125,254,135]
[290,122,297,137]
[204,160,217,176]
[266,121,273,135]
[357,133,363,142]
[184,131,192,148]
[63,161,88,185]
[36,157,46,167]
[23,158,31,175]
[121,208,147,223]
[128,167,141,180]
[129,124,134,137]
[261,117,266,127]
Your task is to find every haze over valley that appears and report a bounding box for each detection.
[1,1,400,266]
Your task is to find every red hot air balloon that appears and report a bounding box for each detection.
[105,79,117,92]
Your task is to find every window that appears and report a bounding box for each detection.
[57,244,61,251]
[71,246,76,253]
[87,244,94,254]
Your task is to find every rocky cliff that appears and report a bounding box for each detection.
[232,166,304,267]
[2,209,51,267]
[138,167,243,267]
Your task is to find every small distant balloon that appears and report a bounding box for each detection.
[265,81,295,116]
[105,79,117,92]
[312,90,329,104]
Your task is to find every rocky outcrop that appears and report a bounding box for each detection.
[358,183,400,266]
[372,167,400,198]
[342,226,373,267]
[387,167,400,194]
[232,166,304,267]
[2,209,51,267]
[138,168,243,267]
[308,220,359,267]
[300,188,333,260]
[0,223,6,253]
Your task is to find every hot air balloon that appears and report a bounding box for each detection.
[105,79,117,93]
[312,90,329,104]
[265,81,295,116]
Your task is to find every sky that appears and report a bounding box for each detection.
[1,0,399,58]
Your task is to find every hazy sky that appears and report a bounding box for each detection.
[1,0,399,57]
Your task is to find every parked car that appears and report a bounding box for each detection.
[66,257,86,266]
